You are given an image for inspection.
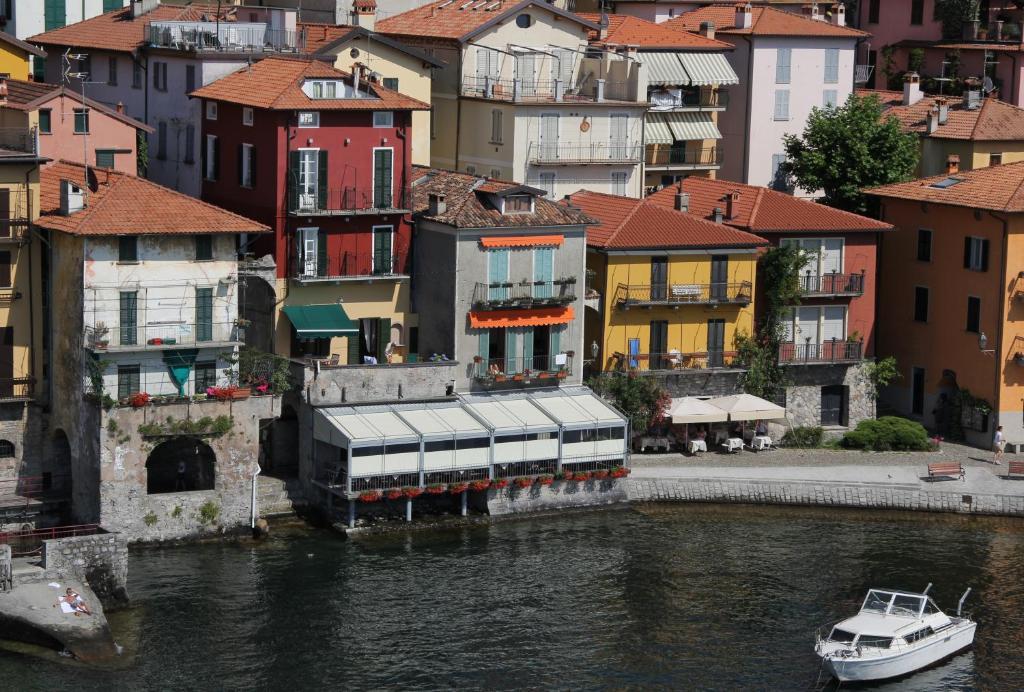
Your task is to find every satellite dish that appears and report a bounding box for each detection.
[983,76,995,93]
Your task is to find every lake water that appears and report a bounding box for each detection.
[2,504,1023,690]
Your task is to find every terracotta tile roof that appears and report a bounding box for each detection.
[189,56,430,110]
[36,161,269,235]
[377,0,597,42]
[858,89,1024,141]
[866,161,1024,212]
[0,31,45,57]
[410,166,595,229]
[303,23,446,67]
[646,177,892,233]
[565,189,766,250]
[665,6,868,38]
[299,22,354,53]
[576,13,733,50]
[2,79,152,132]
[29,4,225,53]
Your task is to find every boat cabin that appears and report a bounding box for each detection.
[826,590,953,651]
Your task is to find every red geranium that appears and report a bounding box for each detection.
[206,386,240,401]
[129,392,150,408]
[358,489,382,502]
[448,482,469,495]
[562,472,577,482]
[593,469,610,480]
[425,484,446,495]
[537,474,554,486]
[403,486,424,499]
[491,478,510,490]
[514,477,534,489]
[469,479,491,492]
[575,471,592,481]
[386,488,403,500]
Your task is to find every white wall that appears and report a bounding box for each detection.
[12,0,127,40]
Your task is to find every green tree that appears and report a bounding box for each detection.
[588,372,670,434]
[935,0,980,40]
[781,94,919,214]
[136,130,149,176]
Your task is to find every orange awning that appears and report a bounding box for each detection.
[479,235,564,248]
[469,306,575,328]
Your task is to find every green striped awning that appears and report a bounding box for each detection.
[645,112,722,143]
[282,304,358,340]
[641,52,690,86]
[677,52,739,86]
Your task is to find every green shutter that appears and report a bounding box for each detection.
[317,149,328,209]
[237,143,243,185]
[522,328,534,372]
[196,288,213,341]
[317,229,327,277]
[376,318,391,362]
[103,0,123,12]
[120,292,137,345]
[487,249,508,300]
[346,332,360,365]
[249,146,256,188]
[373,227,392,274]
[505,329,517,374]
[478,330,489,362]
[550,326,560,359]
[45,0,66,31]
[534,247,553,298]
[373,149,393,207]
[288,151,300,211]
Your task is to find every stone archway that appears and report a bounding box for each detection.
[145,437,216,494]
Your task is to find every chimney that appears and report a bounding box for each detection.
[831,3,846,27]
[902,72,922,106]
[699,21,715,41]
[131,0,159,18]
[725,191,740,220]
[351,0,377,31]
[963,87,982,110]
[116,101,124,114]
[599,12,609,41]
[735,3,753,30]
[926,108,939,134]
[995,19,1005,42]
[946,154,960,175]
[674,191,690,212]
[428,193,447,216]
[712,206,724,224]
[351,64,362,91]
[60,179,86,215]
[936,97,949,125]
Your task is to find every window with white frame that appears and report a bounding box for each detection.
[298,149,318,209]
[206,101,217,120]
[298,111,319,128]
[373,111,394,128]
[781,237,844,277]
[776,48,792,84]
[243,107,254,126]
[824,48,839,84]
[783,306,847,344]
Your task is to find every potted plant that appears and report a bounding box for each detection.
[230,386,251,400]
[495,374,507,383]
[537,474,554,486]
[358,489,382,502]
[610,466,630,479]
[92,322,110,349]
[386,488,404,501]
[593,469,610,480]
[469,479,491,492]
[129,392,150,408]
[491,478,510,490]
[514,476,533,489]
[555,370,568,379]
[512,373,524,382]
[562,471,577,482]
[448,482,468,495]
[426,483,446,495]
[403,486,424,499]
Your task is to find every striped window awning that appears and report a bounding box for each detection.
[644,112,722,144]
[677,52,739,86]
[468,306,575,329]
[641,52,691,86]
[479,235,563,248]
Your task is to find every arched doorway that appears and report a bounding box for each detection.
[145,438,216,494]
[265,404,298,478]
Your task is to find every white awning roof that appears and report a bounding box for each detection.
[530,389,626,430]
[393,404,489,440]
[461,396,558,434]
[678,52,739,86]
[708,394,786,422]
[645,112,722,144]
[314,407,419,448]
[641,51,690,86]
[670,397,729,424]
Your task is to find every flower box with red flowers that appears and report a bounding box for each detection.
[469,479,491,492]
[610,466,630,479]
[358,489,382,502]
[386,488,404,500]
[403,486,424,499]
[514,477,534,489]
[561,472,577,482]
[491,478,510,490]
[448,482,469,495]
[425,483,447,495]
[129,392,151,408]
[592,469,610,480]
[537,474,555,486]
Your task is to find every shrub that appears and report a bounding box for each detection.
[143,511,158,526]
[198,501,220,524]
[781,426,824,448]
[841,416,933,452]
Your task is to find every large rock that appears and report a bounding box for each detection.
[0,580,119,661]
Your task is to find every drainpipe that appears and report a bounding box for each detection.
[740,36,754,184]
[454,42,463,170]
[24,169,35,398]
[987,209,1010,426]
[250,459,261,528]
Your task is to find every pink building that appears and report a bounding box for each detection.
[0,79,151,175]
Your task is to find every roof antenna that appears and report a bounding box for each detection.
[62,48,92,192]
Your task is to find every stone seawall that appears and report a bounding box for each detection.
[41,533,129,605]
[486,480,630,515]
[626,477,1024,517]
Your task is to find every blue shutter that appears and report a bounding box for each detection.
[550,326,560,360]
[774,90,789,120]
[505,329,518,374]
[824,48,839,84]
[776,48,791,84]
[478,330,489,363]
[522,328,534,372]
[533,247,553,298]
[488,249,508,300]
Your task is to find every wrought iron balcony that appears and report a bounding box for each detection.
[289,185,410,216]
[528,142,643,165]
[649,88,729,110]
[798,271,865,297]
[292,248,409,283]
[84,322,239,351]
[473,354,573,386]
[148,22,302,53]
[608,351,739,372]
[461,76,635,103]
[472,278,577,310]
[0,377,34,401]
[779,339,863,365]
[614,282,752,309]
[645,146,723,169]
[0,127,38,158]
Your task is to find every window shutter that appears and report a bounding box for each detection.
[346,333,360,365]
[294,230,304,275]
[211,136,219,180]
[981,239,989,271]
[288,151,300,210]
[776,48,791,84]
[478,330,489,361]
[317,229,328,277]
[317,149,328,209]
[522,328,534,370]
[0,250,9,288]
[963,237,971,268]
[249,146,256,188]
[237,143,243,185]
[550,325,560,358]
[824,48,839,84]
[376,318,391,362]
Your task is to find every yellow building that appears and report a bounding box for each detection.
[865,85,1024,176]
[566,190,766,372]
[304,16,441,167]
[0,32,45,82]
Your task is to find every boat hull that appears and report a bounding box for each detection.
[823,622,976,682]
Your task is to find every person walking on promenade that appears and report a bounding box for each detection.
[994,425,1005,465]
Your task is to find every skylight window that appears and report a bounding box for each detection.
[929,176,965,189]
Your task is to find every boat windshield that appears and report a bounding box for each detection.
[861,590,926,616]
[862,590,892,613]
[890,594,925,617]
[829,628,857,644]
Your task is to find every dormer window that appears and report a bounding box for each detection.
[503,194,533,214]
[304,79,343,99]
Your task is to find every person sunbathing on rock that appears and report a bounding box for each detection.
[64,588,92,616]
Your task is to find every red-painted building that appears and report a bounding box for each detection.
[192,57,430,359]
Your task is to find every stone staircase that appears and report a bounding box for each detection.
[257,475,306,518]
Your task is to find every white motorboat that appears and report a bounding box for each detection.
[815,586,976,683]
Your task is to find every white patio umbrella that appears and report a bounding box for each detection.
[708,393,786,422]
[669,397,730,424]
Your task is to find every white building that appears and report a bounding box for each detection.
[40,161,269,401]
[666,3,866,190]
[377,0,649,199]
[30,1,302,197]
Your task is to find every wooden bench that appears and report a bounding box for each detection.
[1007,461,1024,479]
[927,462,965,481]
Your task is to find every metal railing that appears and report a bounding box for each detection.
[474,354,573,382]
[614,281,752,308]
[609,350,739,372]
[799,272,865,296]
[0,474,70,503]
[290,185,410,214]
[0,377,34,400]
[461,76,634,103]
[148,22,302,52]
[528,142,643,164]
[0,127,37,156]
[84,322,238,350]
[472,279,577,309]
[646,146,723,168]
[779,339,864,364]
[292,249,409,281]
[0,524,100,557]
[650,89,730,109]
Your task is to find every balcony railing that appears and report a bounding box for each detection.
[289,185,410,215]
[461,76,634,103]
[148,22,302,53]
[649,89,729,110]
[614,282,752,308]
[528,142,643,165]
[292,249,409,282]
[84,322,239,351]
[645,146,723,168]
[472,279,577,310]
[0,377,34,401]
[779,339,864,365]
[473,354,573,384]
[0,127,37,156]
[799,272,865,297]
[610,351,739,372]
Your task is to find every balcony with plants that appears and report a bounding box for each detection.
[472,353,573,387]
[291,245,409,283]
[471,277,577,310]
[798,270,865,298]
[613,281,751,309]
